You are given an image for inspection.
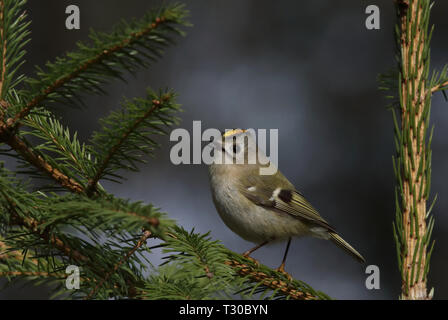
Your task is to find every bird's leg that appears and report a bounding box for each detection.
[242,240,269,257]
[277,238,291,272]
[242,241,269,265]
[276,238,293,281]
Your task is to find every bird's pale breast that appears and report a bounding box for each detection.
[209,170,311,244]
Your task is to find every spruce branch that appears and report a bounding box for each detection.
[0,128,85,193]
[1,235,135,298]
[0,1,188,299]
[384,0,439,300]
[0,1,335,300]
[224,255,330,300]
[429,64,448,95]
[0,168,165,259]
[2,194,89,265]
[162,227,234,282]
[87,89,180,196]
[137,227,330,300]
[0,251,61,279]
[0,271,51,276]
[39,195,166,234]
[137,263,218,300]
[0,170,171,298]
[20,108,96,184]
[2,90,180,196]
[430,80,448,94]
[0,238,37,265]
[7,3,188,127]
[0,237,68,295]
[86,230,152,299]
[0,0,30,101]
[0,122,168,226]
[0,0,6,101]
[225,260,318,300]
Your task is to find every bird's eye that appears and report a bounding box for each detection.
[233,144,240,154]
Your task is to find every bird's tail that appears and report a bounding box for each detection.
[329,232,365,263]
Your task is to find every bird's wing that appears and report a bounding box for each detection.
[239,176,335,232]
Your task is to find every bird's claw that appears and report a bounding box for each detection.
[242,254,260,266]
[275,265,293,282]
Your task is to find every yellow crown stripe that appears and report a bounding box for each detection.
[222,129,247,138]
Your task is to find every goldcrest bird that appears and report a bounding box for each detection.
[207,129,365,274]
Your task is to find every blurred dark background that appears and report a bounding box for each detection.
[2,0,448,299]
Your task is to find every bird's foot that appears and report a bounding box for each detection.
[242,253,260,266]
[275,264,293,282]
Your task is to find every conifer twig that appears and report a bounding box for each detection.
[9,12,176,128]
[86,230,152,299]
[0,0,29,103]
[393,0,434,300]
[0,239,37,267]
[0,129,85,193]
[0,1,331,300]
[0,2,183,299]
[2,195,89,264]
[430,80,448,94]
[0,271,59,277]
[0,0,7,99]
[86,96,171,196]
[225,260,319,300]
[3,192,154,293]
[23,114,89,179]
[161,229,329,300]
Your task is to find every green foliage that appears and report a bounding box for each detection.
[0,1,329,300]
[137,227,331,300]
[19,107,96,185]
[139,226,237,300]
[380,0,442,298]
[0,1,188,299]
[429,64,448,99]
[393,0,434,295]
[0,237,67,300]
[140,263,218,300]
[0,165,173,298]
[4,2,189,119]
[162,227,234,279]
[6,89,180,193]
[0,0,30,100]
[89,89,180,189]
